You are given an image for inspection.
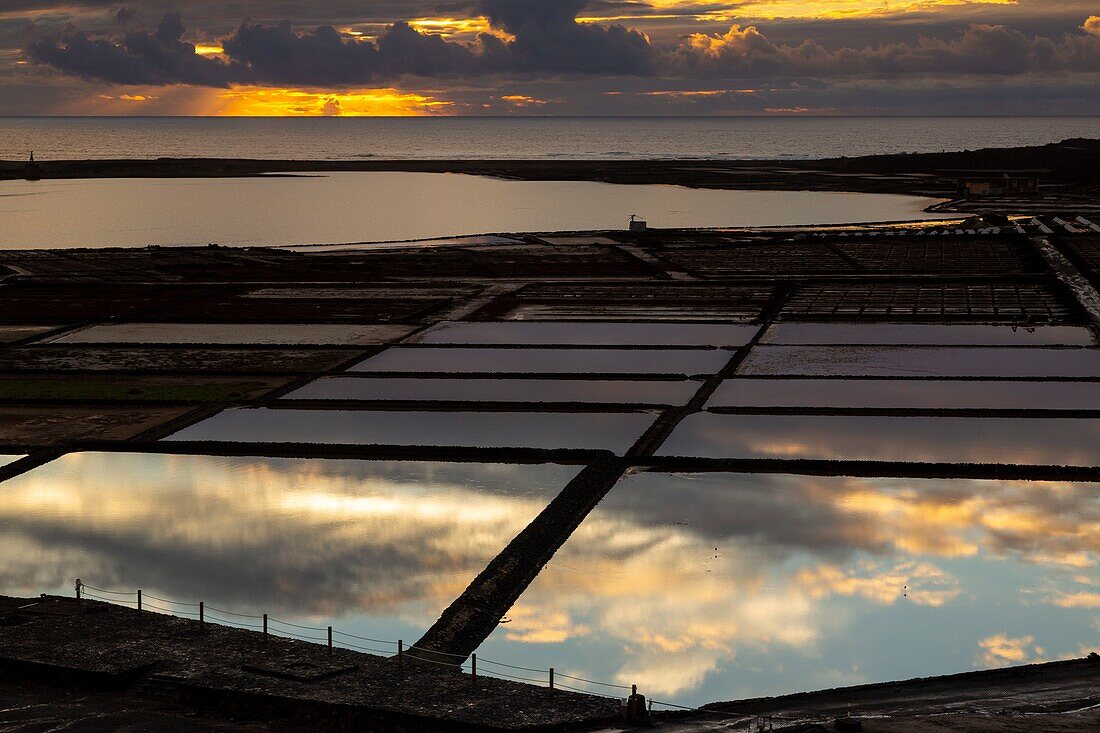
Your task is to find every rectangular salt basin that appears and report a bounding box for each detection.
[166,408,655,453]
[763,323,1096,346]
[284,235,521,252]
[350,347,732,375]
[708,379,1100,410]
[485,470,1100,705]
[0,455,23,469]
[740,345,1100,378]
[53,323,411,346]
[409,321,757,347]
[0,452,577,643]
[283,377,699,405]
[658,413,1100,466]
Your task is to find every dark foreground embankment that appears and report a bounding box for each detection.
[0,596,620,732]
[3,595,1099,732]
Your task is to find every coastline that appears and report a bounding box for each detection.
[3,137,1096,216]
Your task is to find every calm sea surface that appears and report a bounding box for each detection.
[3,116,1100,160]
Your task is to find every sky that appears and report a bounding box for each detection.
[4,0,1100,115]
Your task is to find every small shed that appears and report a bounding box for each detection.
[957,173,1039,198]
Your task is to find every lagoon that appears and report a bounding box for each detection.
[0,172,939,248]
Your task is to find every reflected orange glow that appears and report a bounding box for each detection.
[207,87,454,116]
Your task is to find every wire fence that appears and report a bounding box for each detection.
[76,580,651,702]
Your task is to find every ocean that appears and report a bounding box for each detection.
[3,116,1100,161]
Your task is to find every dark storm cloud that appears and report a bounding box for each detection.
[18,2,1100,87]
[667,21,1100,78]
[113,7,138,25]
[23,12,241,85]
[218,0,655,81]
[481,0,654,74]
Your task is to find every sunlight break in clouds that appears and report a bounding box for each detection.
[628,0,1018,22]
[210,88,452,116]
[7,0,1100,113]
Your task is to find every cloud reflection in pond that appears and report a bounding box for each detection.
[482,472,1100,705]
[0,452,578,640]
[658,413,1100,466]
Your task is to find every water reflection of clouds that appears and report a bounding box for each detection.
[0,453,577,625]
[660,413,1100,466]
[496,472,1100,698]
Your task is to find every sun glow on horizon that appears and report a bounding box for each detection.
[206,87,454,116]
[585,0,1017,23]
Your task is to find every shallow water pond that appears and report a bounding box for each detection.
[350,347,732,376]
[283,377,699,406]
[165,408,656,453]
[740,345,1100,378]
[54,323,410,346]
[481,471,1100,706]
[410,322,758,347]
[658,413,1100,466]
[762,323,1096,346]
[707,379,1100,410]
[0,452,578,646]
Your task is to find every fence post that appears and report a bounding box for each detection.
[471,654,477,685]
[328,626,333,652]
[74,579,82,600]
[137,590,142,611]
[263,613,268,640]
[199,602,204,626]
[398,640,403,665]
[549,667,554,693]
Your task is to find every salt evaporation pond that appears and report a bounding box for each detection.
[165,408,656,453]
[350,347,732,376]
[659,413,1100,466]
[479,471,1100,706]
[0,452,578,646]
[410,321,758,347]
[740,345,1100,378]
[708,378,1100,410]
[284,377,700,405]
[761,323,1097,347]
[0,173,941,249]
[54,323,411,346]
